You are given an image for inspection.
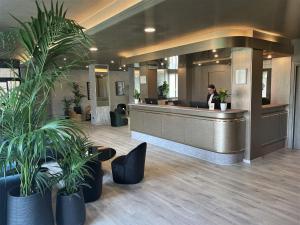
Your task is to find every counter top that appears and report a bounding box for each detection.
[129,103,247,119]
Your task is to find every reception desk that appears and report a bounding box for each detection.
[129,104,247,164]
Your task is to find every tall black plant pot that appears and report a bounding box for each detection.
[56,189,85,225]
[7,187,54,225]
[82,160,103,203]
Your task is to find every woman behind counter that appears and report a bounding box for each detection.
[207,84,220,109]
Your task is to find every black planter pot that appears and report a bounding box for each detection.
[64,109,70,119]
[56,189,85,225]
[73,106,82,114]
[7,187,54,225]
[82,160,103,203]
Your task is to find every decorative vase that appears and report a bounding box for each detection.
[220,103,227,111]
[56,189,85,225]
[134,99,139,104]
[7,187,54,225]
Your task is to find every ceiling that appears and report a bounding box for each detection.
[1,0,300,70]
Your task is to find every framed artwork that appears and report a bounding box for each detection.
[235,69,248,84]
[115,81,125,96]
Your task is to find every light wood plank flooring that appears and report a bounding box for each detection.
[82,123,300,225]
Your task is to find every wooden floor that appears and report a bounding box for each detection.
[82,123,300,225]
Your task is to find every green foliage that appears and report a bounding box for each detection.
[133,89,140,99]
[57,136,97,195]
[62,97,73,110]
[158,81,169,98]
[72,82,85,107]
[217,89,230,103]
[0,1,91,197]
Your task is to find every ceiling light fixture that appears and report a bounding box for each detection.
[267,54,272,59]
[216,60,220,64]
[110,60,114,64]
[212,49,217,53]
[161,62,164,66]
[214,54,219,58]
[164,57,168,60]
[198,63,202,66]
[89,47,98,51]
[85,65,89,68]
[119,67,122,70]
[123,64,126,67]
[63,57,67,61]
[144,27,156,33]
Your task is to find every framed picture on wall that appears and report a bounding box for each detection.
[115,81,125,96]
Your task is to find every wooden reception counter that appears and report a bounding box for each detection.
[129,104,247,164]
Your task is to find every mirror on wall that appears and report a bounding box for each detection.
[95,67,109,107]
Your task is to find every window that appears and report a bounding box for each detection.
[134,69,140,92]
[168,56,178,70]
[168,72,178,98]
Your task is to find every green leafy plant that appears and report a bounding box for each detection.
[57,136,97,195]
[133,89,140,99]
[72,82,85,107]
[217,89,230,103]
[0,1,91,197]
[158,81,169,99]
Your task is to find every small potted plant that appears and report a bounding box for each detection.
[133,89,140,104]
[158,81,169,99]
[56,137,98,225]
[62,97,73,119]
[72,82,85,114]
[217,89,230,111]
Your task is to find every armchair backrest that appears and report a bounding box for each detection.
[126,142,147,167]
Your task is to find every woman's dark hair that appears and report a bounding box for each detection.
[208,84,215,89]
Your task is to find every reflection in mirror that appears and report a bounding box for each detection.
[95,70,109,107]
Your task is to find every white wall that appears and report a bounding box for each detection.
[50,69,130,117]
[108,71,130,110]
[271,57,292,105]
[50,70,90,117]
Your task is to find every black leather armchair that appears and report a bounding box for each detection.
[111,142,147,184]
[110,111,128,127]
[116,104,126,115]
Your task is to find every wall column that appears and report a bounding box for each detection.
[231,48,263,160]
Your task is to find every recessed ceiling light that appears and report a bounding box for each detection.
[267,54,272,59]
[212,49,217,53]
[214,54,219,58]
[119,67,122,70]
[144,27,156,33]
[110,60,114,64]
[164,57,168,60]
[216,60,220,64]
[161,62,164,66]
[123,64,126,67]
[198,63,202,66]
[89,47,98,51]
[85,65,89,68]
[123,69,126,72]
[63,57,67,61]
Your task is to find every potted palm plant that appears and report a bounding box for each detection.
[158,81,169,99]
[217,89,230,111]
[56,136,98,225]
[0,2,91,225]
[134,89,140,104]
[72,82,86,114]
